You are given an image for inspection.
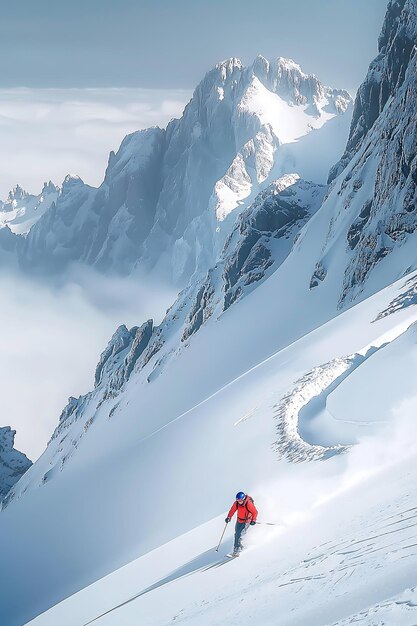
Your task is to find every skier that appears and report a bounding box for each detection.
[225,491,258,556]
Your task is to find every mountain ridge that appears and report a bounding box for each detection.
[0,55,352,284]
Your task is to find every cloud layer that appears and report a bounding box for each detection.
[0,267,177,461]
[0,87,190,198]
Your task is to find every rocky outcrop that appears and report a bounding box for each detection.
[95,325,139,387]
[329,0,414,183]
[182,174,325,338]
[222,175,325,309]
[0,427,32,500]
[311,0,417,306]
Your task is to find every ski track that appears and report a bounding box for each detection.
[80,472,417,626]
[157,474,417,626]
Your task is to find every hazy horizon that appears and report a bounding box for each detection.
[1,0,387,93]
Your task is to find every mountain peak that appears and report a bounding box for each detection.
[7,184,28,204]
[215,57,243,74]
[41,181,59,196]
[63,174,82,184]
[276,56,305,74]
[61,174,84,190]
[14,53,352,282]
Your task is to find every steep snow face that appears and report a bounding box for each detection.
[0,182,58,236]
[31,447,417,626]
[307,0,417,307]
[17,56,351,283]
[0,427,31,500]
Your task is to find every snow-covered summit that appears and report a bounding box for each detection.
[251,55,351,112]
[5,184,29,206]
[61,174,83,188]
[9,55,352,283]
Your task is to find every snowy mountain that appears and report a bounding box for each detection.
[2,2,417,625]
[11,56,351,283]
[0,427,32,500]
[0,182,58,236]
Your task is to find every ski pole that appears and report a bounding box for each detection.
[215,522,228,551]
[254,521,285,527]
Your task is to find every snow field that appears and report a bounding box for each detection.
[24,270,417,626]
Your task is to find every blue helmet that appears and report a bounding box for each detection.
[236,491,246,501]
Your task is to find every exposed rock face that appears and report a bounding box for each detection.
[311,0,417,306]
[21,130,166,275]
[329,0,414,183]
[182,174,325,338]
[51,320,155,444]
[95,325,139,387]
[222,175,325,310]
[0,427,32,500]
[310,262,327,289]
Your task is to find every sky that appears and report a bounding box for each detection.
[1,0,387,93]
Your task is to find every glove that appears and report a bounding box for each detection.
[225,517,231,523]
[250,521,256,526]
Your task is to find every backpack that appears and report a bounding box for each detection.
[245,496,254,511]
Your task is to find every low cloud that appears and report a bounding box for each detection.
[0,87,191,198]
[0,266,177,461]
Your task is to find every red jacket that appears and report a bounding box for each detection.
[227,495,258,524]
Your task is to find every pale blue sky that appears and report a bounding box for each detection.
[2,0,387,92]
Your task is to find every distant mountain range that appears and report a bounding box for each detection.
[0,56,351,283]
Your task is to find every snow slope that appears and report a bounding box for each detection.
[29,443,417,626]
[23,272,417,626]
[2,255,417,626]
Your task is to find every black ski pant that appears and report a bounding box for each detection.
[234,521,249,551]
